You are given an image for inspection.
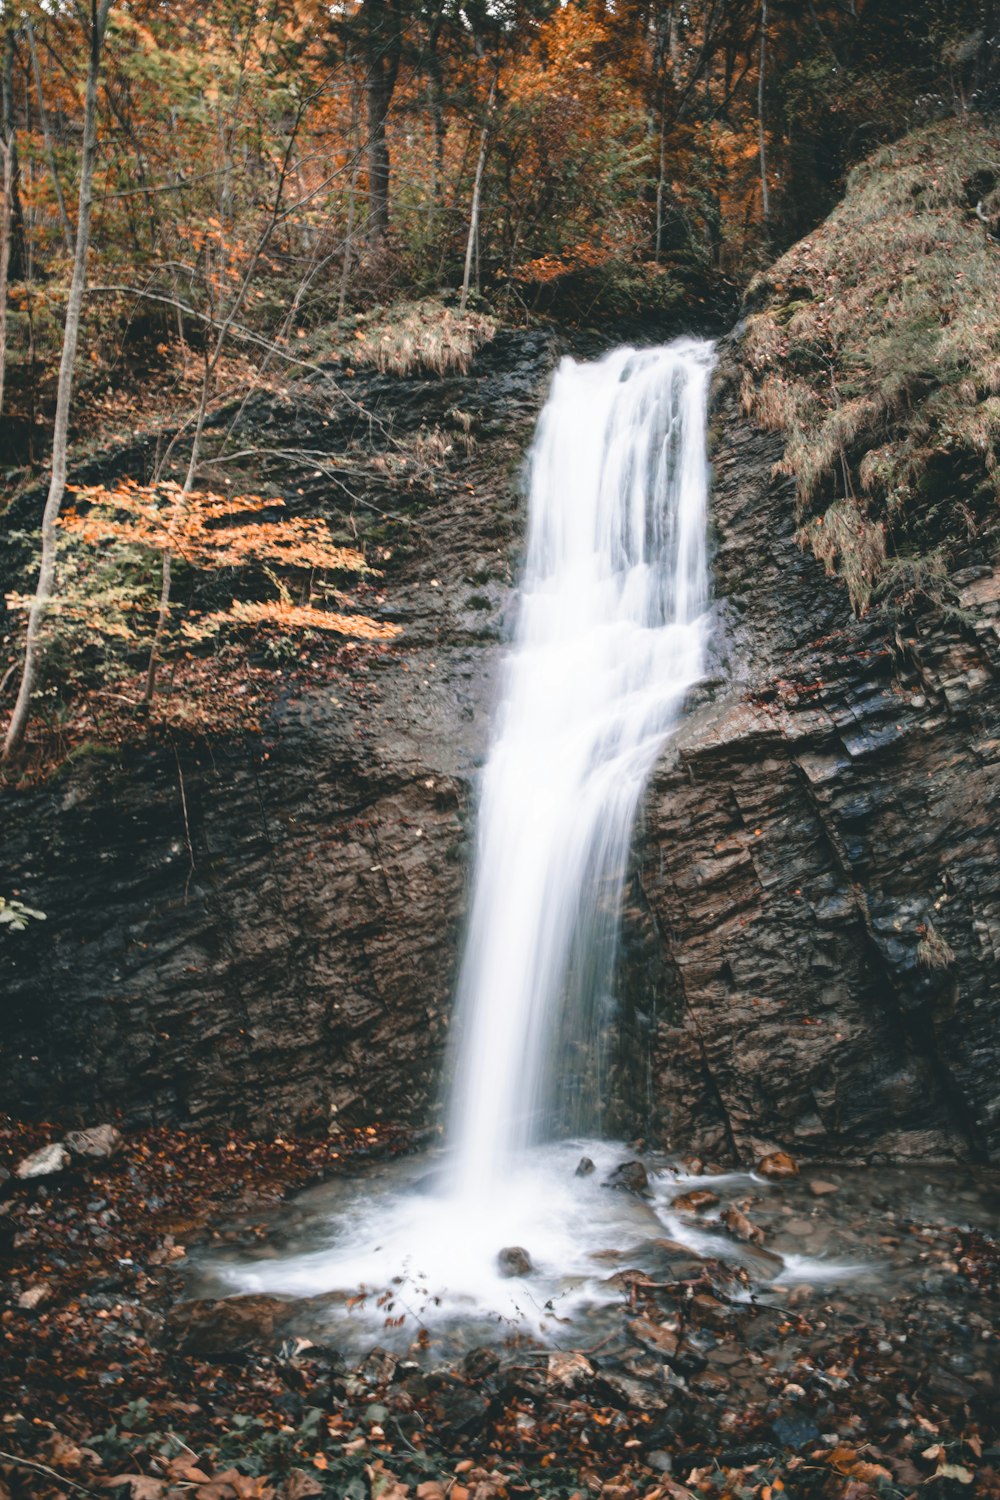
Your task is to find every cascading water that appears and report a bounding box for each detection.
[203,338,783,1348]
[447,339,715,1201]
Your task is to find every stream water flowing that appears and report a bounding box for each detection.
[196,340,868,1352]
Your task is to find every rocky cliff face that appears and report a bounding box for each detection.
[0,331,553,1137]
[622,340,1000,1165]
[3,317,998,1163]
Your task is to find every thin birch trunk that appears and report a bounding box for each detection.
[460,72,495,312]
[758,0,770,225]
[4,0,112,764]
[0,134,11,419]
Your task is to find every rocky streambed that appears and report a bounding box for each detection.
[2,1115,998,1498]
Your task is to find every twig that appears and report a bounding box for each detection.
[0,1448,102,1497]
[174,747,197,900]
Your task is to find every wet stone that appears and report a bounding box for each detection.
[672,1189,719,1213]
[547,1351,594,1392]
[497,1245,532,1277]
[464,1347,501,1382]
[721,1205,765,1245]
[605,1160,650,1196]
[772,1412,821,1449]
[166,1295,295,1360]
[757,1152,799,1180]
[575,1156,596,1177]
[628,1317,679,1360]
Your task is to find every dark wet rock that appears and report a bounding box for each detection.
[358,1346,397,1386]
[575,1155,596,1177]
[464,1346,501,1382]
[771,1412,821,1449]
[595,1369,668,1412]
[15,1143,69,1180]
[546,1351,594,1391]
[627,1316,679,1360]
[63,1124,124,1160]
[424,1374,489,1437]
[689,1294,739,1333]
[0,332,555,1136]
[605,1160,650,1196]
[721,1205,765,1245]
[165,1294,295,1359]
[497,1245,532,1277]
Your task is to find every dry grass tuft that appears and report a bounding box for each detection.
[740,117,1000,615]
[361,298,496,378]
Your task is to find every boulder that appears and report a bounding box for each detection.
[756,1152,799,1181]
[165,1295,294,1359]
[63,1124,124,1160]
[15,1143,69,1180]
[605,1160,650,1196]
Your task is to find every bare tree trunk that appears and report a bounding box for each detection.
[365,70,392,241]
[353,0,400,244]
[758,0,770,225]
[338,75,362,319]
[4,0,112,765]
[0,26,24,280]
[26,19,73,253]
[460,72,496,312]
[0,132,11,419]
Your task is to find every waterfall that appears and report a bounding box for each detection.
[447,338,715,1201]
[212,339,719,1345]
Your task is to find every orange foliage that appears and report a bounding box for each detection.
[190,598,401,642]
[60,482,368,575]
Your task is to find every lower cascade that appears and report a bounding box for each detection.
[202,339,856,1349]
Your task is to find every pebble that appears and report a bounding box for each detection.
[17,1282,52,1311]
[809,1179,840,1196]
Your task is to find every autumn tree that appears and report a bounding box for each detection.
[3,0,112,765]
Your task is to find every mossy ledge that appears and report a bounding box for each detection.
[739,118,1000,617]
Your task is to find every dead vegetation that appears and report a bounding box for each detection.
[740,118,1000,615]
[357,298,496,379]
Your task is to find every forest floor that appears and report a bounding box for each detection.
[1,1115,998,1500]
